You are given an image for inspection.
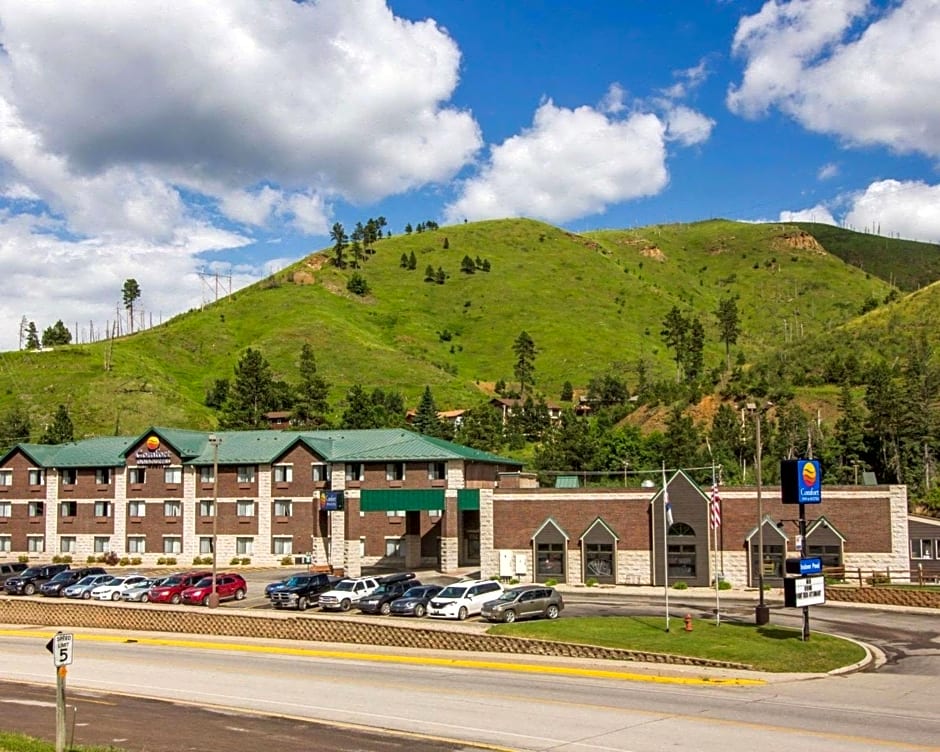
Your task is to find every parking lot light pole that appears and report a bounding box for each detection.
[747,403,770,626]
[208,434,221,609]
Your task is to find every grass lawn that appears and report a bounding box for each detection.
[488,616,866,673]
[0,731,123,752]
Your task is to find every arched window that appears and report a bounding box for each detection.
[669,522,695,536]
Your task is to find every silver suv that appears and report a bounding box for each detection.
[481,585,564,623]
[318,576,380,611]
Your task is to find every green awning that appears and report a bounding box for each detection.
[457,488,480,510]
[360,489,445,512]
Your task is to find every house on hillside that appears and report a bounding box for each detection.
[490,397,563,424]
[404,408,467,431]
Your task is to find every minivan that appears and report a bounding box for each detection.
[427,579,503,620]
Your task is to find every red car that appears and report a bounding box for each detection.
[147,571,212,604]
[180,573,247,606]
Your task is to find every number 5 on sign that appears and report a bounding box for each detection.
[50,633,73,667]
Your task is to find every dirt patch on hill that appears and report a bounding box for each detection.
[774,231,827,255]
[639,246,666,262]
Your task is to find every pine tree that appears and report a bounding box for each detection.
[40,404,74,444]
[413,386,443,437]
[661,306,689,382]
[292,343,330,428]
[220,348,275,429]
[25,321,40,350]
[715,296,740,371]
[424,264,435,282]
[512,330,537,397]
[399,253,409,268]
[122,279,141,333]
[455,403,505,452]
[408,251,417,270]
[41,320,72,347]
[560,381,573,402]
[341,384,377,429]
[460,255,476,274]
[834,384,867,482]
[435,267,446,284]
[0,407,31,452]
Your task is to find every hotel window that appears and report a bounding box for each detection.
[61,468,77,485]
[199,500,215,517]
[428,509,442,518]
[27,535,45,553]
[128,467,145,484]
[0,501,11,517]
[28,501,44,517]
[93,536,110,553]
[386,510,406,518]
[386,462,405,481]
[164,466,182,485]
[385,537,404,557]
[127,536,146,554]
[273,464,293,483]
[345,463,364,482]
[912,539,937,559]
[311,464,328,482]
[163,536,182,554]
[28,468,45,486]
[273,537,293,555]
[94,501,112,518]
[237,466,256,484]
[274,499,292,517]
[199,466,214,484]
[236,500,255,517]
[59,501,77,517]
[0,469,11,486]
[163,500,181,518]
[59,536,76,554]
[236,537,253,555]
[0,535,10,552]
[199,537,213,554]
[428,461,447,481]
[128,500,146,517]
[95,468,112,485]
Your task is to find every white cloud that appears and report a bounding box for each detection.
[660,60,709,100]
[779,205,837,225]
[444,99,684,224]
[0,0,481,351]
[665,106,715,147]
[817,163,839,180]
[728,0,940,157]
[600,83,628,114]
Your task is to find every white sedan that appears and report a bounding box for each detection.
[90,575,150,601]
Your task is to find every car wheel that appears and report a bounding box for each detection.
[457,606,468,621]
[380,602,391,616]
[171,594,181,605]
[414,604,426,618]
[297,596,308,611]
[338,598,351,611]
[234,588,245,601]
[141,594,149,603]
[111,592,121,601]
[24,584,35,595]
[546,604,560,620]
[502,609,516,623]
[203,595,211,606]
[82,591,91,600]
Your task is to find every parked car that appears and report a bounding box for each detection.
[121,577,166,602]
[180,573,247,606]
[90,574,150,601]
[317,576,381,612]
[63,573,114,599]
[480,585,564,623]
[269,572,339,611]
[357,574,421,615]
[147,570,212,604]
[427,579,503,620]
[0,562,27,588]
[40,566,108,597]
[4,563,70,595]
[389,584,444,618]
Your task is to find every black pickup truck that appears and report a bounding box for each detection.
[269,572,339,611]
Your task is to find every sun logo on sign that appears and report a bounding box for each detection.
[145,436,160,451]
[801,461,817,487]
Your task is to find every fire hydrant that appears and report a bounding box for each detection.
[684,613,693,632]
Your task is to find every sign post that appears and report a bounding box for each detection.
[45,632,73,752]
[781,459,822,641]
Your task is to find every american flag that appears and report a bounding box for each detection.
[710,482,721,529]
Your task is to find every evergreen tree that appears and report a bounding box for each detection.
[399,253,409,268]
[460,255,476,274]
[347,272,370,296]
[220,348,275,429]
[532,409,596,474]
[683,316,705,382]
[442,237,449,249]
[408,251,417,270]
[41,320,72,346]
[455,403,505,452]
[413,386,444,437]
[122,279,141,333]
[404,223,413,234]
[204,378,230,409]
[424,264,435,282]
[661,306,690,382]
[40,404,74,444]
[663,405,700,469]
[560,381,573,402]
[25,321,40,350]
[292,343,330,428]
[865,360,902,484]
[435,267,446,284]
[833,384,868,482]
[512,330,537,397]
[341,384,376,429]
[330,222,348,268]
[0,407,31,452]
[715,296,740,371]
[481,259,491,272]
[371,388,406,428]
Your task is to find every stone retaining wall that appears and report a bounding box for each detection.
[826,586,940,608]
[0,597,747,670]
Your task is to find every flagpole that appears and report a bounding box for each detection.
[662,461,670,633]
[712,463,721,626]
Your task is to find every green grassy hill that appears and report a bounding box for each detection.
[0,218,902,437]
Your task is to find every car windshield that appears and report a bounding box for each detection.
[74,576,98,587]
[19,567,43,577]
[332,580,356,591]
[401,587,426,598]
[193,578,212,588]
[284,576,308,586]
[494,590,523,603]
[98,577,121,586]
[159,576,184,586]
[48,572,73,583]
[436,585,468,599]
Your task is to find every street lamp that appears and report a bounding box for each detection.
[747,403,771,626]
[207,433,221,609]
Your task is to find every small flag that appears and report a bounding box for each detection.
[665,492,674,527]
[710,482,721,529]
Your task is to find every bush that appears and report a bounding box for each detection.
[193,556,211,565]
[240,557,251,565]
[119,557,131,566]
[718,580,732,591]
[86,555,97,564]
[157,557,166,565]
[866,571,891,586]
[131,557,142,566]
[280,556,294,566]
[586,577,598,587]
[230,557,241,565]
[544,578,558,586]
[672,581,689,590]
[18,555,29,563]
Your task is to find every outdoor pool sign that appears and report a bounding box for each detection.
[784,575,826,607]
[781,459,822,505]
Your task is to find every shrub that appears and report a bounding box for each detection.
[86,555,97,564]
[586,577,598,587]
[157,557,166,565]
[866,571,891,586]
[240,557,251,565]
[280,556,294,566]
[131,557,142,566]
[672,581,689,590]
[52,555,63,563]
[544,578,558,586]
[119,557,131,566]
[193,556,211,566]
[718,580,732,591]
[18,555,29,563]
[230,557,241,565]
[103,552,119,566]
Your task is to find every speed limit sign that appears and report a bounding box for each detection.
[47,632,73,667]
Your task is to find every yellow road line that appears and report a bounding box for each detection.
[0,628,764,686]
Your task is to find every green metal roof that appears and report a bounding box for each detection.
[7,427,521,469]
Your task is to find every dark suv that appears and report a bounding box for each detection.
[357,573,420,615]
[0,562,27,588]
[40,566,109,597]
[270,572,339,611]
[4,563,70,595]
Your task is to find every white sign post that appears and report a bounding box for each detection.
[52,632,73,667]
[45,632,72,752]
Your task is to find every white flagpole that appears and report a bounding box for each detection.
[662,461,670,633]
[712,463,721,626]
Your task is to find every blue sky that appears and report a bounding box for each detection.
[0,0,938,352]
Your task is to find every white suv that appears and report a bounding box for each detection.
[318,576,380,611]
[427,579,503,620]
